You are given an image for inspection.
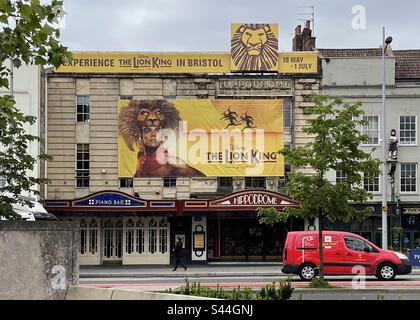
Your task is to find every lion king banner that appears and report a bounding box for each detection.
[118,99,284,177]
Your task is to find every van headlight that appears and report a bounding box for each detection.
[394,252,408,260]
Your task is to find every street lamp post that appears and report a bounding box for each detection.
[381,27,393,250]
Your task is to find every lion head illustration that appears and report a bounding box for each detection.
[231,24,278,71]
[118,99,181,152]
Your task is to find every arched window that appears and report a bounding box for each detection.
[80,219,87,254]
[125,218,135,254]
[158,218,168,254]
[149,218,158,254]
[104,219,113,228]
[136,218,145,254]
[103,219,114,258]
[89,218,98,254]
[115,219,123,258]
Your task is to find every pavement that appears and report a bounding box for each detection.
[80,262,285,278]
[80,262,420,278]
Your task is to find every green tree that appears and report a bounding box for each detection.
[0,0,71,219]
[257,94,381,280]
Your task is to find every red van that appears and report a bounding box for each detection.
[282,231,412,281]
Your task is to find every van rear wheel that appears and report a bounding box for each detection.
[376,263,396,281]
[298,263,318,281]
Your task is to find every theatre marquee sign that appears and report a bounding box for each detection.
[209,190,300,208]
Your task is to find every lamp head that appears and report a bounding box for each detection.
[385,36,393,45]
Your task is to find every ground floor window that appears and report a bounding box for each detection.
[123,217,169,256]
[64,217,99,256]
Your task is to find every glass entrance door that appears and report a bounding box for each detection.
[248,227,263,259]
[102,218,123,262]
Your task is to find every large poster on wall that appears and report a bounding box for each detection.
[118,99,284,177]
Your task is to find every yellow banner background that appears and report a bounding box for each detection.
[55,52,317,73]
[278,52,318,73]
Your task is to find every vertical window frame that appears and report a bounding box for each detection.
[363,173,380,193]
[76,95,90,123]
[336,170,347,183]
[283,100,292,129]
[361,115,380,146]
[163,177,177,188]
[400,162,417,193]
[399,115,417,146]
[75,144,90,188]
[245,177,266,189]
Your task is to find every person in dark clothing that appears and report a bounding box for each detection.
[172,237,188,271]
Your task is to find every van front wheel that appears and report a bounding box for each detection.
[376,263,396,281]
[298,263,318,281]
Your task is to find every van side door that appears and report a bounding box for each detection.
[322,234,346,275]
[342,236,379,275]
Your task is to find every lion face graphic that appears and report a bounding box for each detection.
[241,27,268,56]
[231,24,278,71]
[118,100,181,152]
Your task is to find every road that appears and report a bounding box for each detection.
[79,272,420,291]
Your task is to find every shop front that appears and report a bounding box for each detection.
[45,189,301,265]
[45,190,177,265]
[181,189,301,263]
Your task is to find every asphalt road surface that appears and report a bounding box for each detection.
[79,273,420,290]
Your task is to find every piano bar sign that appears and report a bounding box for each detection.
[233,194,278,205]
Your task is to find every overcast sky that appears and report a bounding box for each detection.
[58,0,419,52]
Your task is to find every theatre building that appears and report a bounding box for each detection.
[44,22,320,265]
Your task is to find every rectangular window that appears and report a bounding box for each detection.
[89,229,98,254]
[401,163,417,193]
[284,143,291,177]
[76,144,89,188]
[120,95,133,100]
[283,100,292,129]
[218,177,233,188]
[363,174,380,192]
[0,176,5,187]
[76,95,90,123]
[361,115,379,145]
[80,229,87,254]
[119,178,134,188]
[400,116,417,145]
[163,177,177,188]
[163,95,176,100]
[336,170,347,183]
[245,177,266,189]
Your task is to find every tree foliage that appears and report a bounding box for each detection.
[257,94,381,277]
[0,0,71,219]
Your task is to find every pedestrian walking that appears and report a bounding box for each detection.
[172,237,188,271]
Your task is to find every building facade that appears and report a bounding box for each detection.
[319,48,420,251]
[44,23,320,265]
[0,63,51,220]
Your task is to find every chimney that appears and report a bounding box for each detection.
[293,20,316,51]
[292,25,303,51]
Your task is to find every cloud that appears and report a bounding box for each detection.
[58,0,420,52]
